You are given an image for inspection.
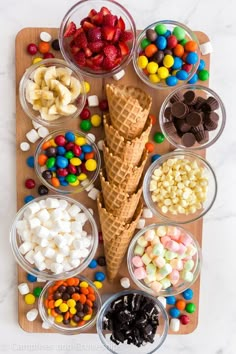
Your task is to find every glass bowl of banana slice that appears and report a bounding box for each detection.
[19,58,86,127]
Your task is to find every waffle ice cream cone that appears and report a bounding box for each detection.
[106,84,152,139]
[103,114,151,165]
[100,171,143,222]
[97,193,143,281]
[103,143,148,194]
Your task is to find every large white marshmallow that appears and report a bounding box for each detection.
[18,282,30,295]
[50,262,63,274]
[29,217,41,229]
[35,226,50,239]
[19,241,34,255]
[68,204,81,218]
[54,235,68,249]
[37,209,50,223]
[46,198,60,209]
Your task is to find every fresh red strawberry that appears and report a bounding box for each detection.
[102,26,115,41]
[114,56,122,66]
[82,20,96,31]
[100,6,111,16]
[64,21,76,38]
[88,9,97,18]
[102,57,116,70]
[118,41,129,56]
[91,12,103,25]
[113,27,122,42]
[92,53,104,66]
[84,47,93,57]
[103,14,117,27]
[74,51,86,66]
[87,28,102,42]
[117,17,126,31]
[74,32,88,49]
[73,28,84,40]
[103,45,118,61]
[88,40,104,53]
[120,30,133,42]
[70,45,80,55]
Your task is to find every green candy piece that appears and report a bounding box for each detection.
[154,132,165,143]
[33,287,42,298]
[155,23,167,35]
[198,69,209,81]
[65,151,74,159]
[180,38,188,46]
[140,38,151,49]
[80,120,92,132]
[185,303,196,313]
[46,157,56,168]
[66,174,77,183]
[173,26,186,41]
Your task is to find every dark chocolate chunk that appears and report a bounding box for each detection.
[63,319,70,325]
[151,50,164,64]
[76,302,83,311]
[171,102,189,118]
[186,112,202,126]
[170,92,183,104]
[174,118,191,133]
[183,90,197,105]
[67,286,75,294]
[97,256,106,266]
[181,132,196,147]
[52,39,60,51]
[164,48,173,55]
[194,96,206,110]
[58,285,66,293]
[54,307,62,314]
[164,106,173,120]
[72,315,80,322]
[62,292,70,301]
[205,96,219,110]
[146,28,157,42]
[53,291,62,300]
[191,125,205,143]
[163,121,177,135]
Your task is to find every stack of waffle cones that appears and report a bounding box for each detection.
[97,84,152,281]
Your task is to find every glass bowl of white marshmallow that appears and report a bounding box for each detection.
[10,196,98,280]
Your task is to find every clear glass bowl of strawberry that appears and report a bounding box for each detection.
[59,0,136,77]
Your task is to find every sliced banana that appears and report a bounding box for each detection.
[25,80,40,103]
[34,67,47,86]
[29,89,42,101]
[48,104,59,115]
[54,81,72,106]
[40,107,60,121]
[44,66,57,86]
[41,98,55,108]
[69,77,81,101]
[55,97,77,116]
[56,67,72,86]
[41,90,54,100]
[32,99,42,111]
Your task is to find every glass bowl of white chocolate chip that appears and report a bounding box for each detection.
[10,195,98,281]
[19,58,86,127]
[127,224,202,296]
[143,150,217,224]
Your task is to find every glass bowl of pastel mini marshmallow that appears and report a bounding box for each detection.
[10,195,98,281]
[127,224,202,297]
[143,150,217,224]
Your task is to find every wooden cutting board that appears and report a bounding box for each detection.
[15,27,210,334]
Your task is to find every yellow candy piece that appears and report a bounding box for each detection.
[78,173,87,181]
[146,61,158,74]
[91,114,102,127]
[70,157,82,166]
[54,299,63,307]
[163,54,174,68]
[32,57,43,64]
[55,315,64,323]
[69,179,80,186]
[80,281,89,288]
[67,299,76,308]
[75,136,87,146]
[59,303,69,313]
[24,293,36,305]
[52,172,56,177]
[83,314,92,321]
[172,70,178,76]
[70,319,77,327]
[149,74,160,83]
[157,66,169,79]
[93,281,103,289]
[85,159,97,172]
[49,139,57,147]
[69,307,77,315]
[47,308,51,315]
[82,81,90,94]
[137,55,148,69]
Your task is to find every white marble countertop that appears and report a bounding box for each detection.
[0,0,235,353]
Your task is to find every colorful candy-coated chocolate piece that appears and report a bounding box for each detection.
[38,185,49,196]
[33,287,43,298]
[52,39,60,51]
[97,256,106,266]
[99,99,108,111]
[166,296,176,305]
[24,293,36,305]
[94,271,106,282]
[24,195,35,204]
[88,259,98,269]
[180,314,190,325]
[26,156,35,168]
[182,288,194,300]
[80,120,92,131]
[80,108,91,120]
[27,43,38,55]
[151,154,161,163]
[169,307,180,318]
[27,273,37,282]
[25,179,36,189]
[185,302,196,313]
[93,281,103,289]
[198,69,209,81]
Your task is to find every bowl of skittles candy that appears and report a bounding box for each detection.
[159,84,226,150]
[35,130,101,194]
[127,224,202,297]
[133,20,200,89]
[39,275,102,333]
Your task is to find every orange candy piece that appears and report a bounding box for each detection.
[51,177,60,187]
[38,41,50,54]
[87,286,95,294]
[38,154,47,166]
[85,299,93,308]
[176,300,186,311]
[80,287,89,295]
[72,293,80,301]
[173,44,184,57]
[85,152,95,160]
[66,278,76,286]
[185,40,198,52]
[42,141,51,150]
[145,142,154,153]
[144,44,158,57]
[87,294,96,302]
[149,114,157,125]
[79,294,87,304]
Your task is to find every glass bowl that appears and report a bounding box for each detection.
[19,58,86,127]
[127,224,201,297]
[35,129,101,194]
[133,20,200,89]
[10,195,98,281]
[143,150,217,224]
[96,290,169,354]
[159,84,226,150]
[59,0,136,78]
[39,275,102,334]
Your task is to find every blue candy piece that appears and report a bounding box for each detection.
[24,195,35,204]
[26,156,34,168]
[186,52,198,65]
[169,307,181,318]
[198,59,205,71]
[182,288,194,301]
[166,296,176,305]
[188,73,198,84]
[155,36,167,50]
[56,156,68,169]
[79,152,85,160]
[82,144,93,153]
[95,271,106,282]
[60,180,69,186]
[166,76,178,86]
[27,273,37,282]
[57,146,66,155]
[176,70,189,80]
[65,131,75,142]
[58,176,65,181]
[164,29,171,38]
[172,57,182,70]
[151,154,161,163]
[48,166,56,171]
[88,259,98,269]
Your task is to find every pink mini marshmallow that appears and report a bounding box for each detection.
[170,259,183,271]
[179,233,192,246]
[160,236,171,247]
[167,226,181,241]
[144,229,155,242]
[132,256,144,268]
[150,281,163,294]
[177,243,187,255]
[153,256,166,268]
[134,267,147,280]
[168,269,180,285]
[166,240,180,253]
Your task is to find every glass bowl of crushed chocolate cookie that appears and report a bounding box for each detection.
[97,290,169,353]
[159,85,226,150]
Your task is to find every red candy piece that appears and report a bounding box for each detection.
[98,231,103,243]
[57,168,68,177]
[80,163,87,174]
[65,142,75,151]
[182,63,192,73]
[54,135,66,146]
[43,52,55,59]
[180,315,190,325]
[68,164,77,174]
[25,178,36,189]
[80,108,91,120]
[27,43,38,55]
[167,35,178,49]
[99,99,108,111]
[73,145,82,156]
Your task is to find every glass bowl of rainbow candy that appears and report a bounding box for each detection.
[133,20,201,89]
[35,129,101,194]
[127,224,202,296]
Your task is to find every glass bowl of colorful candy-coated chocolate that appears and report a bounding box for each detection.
[10,195,98,281]
[96,290,169,353]
[143,150,217,224]
[133,20,201,89]
[19,58,86,127]
[127,224,202,297]
[159,84,226,150]
[59,0,136,78]
[34,129,101,194]
[38,275,102,334]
